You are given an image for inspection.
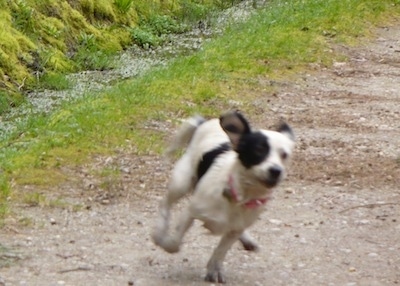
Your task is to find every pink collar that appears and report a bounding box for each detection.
[228,175,269,209]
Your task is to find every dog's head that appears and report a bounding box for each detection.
[220,111,295,188]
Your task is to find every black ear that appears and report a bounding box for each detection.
[220,111,251,149]
[277,122,295,141]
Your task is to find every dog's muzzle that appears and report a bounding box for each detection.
[262,165,282,187]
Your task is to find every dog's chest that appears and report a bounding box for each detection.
[190,185,262,234]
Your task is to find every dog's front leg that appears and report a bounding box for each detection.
[205,230,242,284]
[152,154,194,248]
[158,207,194,253]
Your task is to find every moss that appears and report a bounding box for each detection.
[80,0,95,21]
[46,49,74,72]
[0,0,231,99]
[93,0,116,22]
[109,27,132,48]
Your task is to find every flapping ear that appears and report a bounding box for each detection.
[220,111,251,150]
[277,121,295,141]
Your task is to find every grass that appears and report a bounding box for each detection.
[0,0,399,219]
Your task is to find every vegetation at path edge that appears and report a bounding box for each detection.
[0,0,399,219]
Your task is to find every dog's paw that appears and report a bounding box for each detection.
[152,232,180,253]
[241,240,259,252]
[205,271,226,284]
[162,242,180,253]
[239,234,259,252]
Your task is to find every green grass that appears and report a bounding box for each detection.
[0,0,399,219]
[32,73,72,91]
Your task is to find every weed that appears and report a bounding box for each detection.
[10,0,35,34]
[0,175,10,219]
[114,0,134,13]
[0,244,21,267]
[214,0,242,9]
[18,216,34,226]
[179,2,209,22]
[145,15,187,36]
[73,33,113,70]
[34,72,71,91]
[48,197,69,209]
[131,15,187,48]
[22,192,48,207]
[72,204,85,212]
[130,27,160,48]
[0,92,11,114]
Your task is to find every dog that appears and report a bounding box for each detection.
[152,111,295,283]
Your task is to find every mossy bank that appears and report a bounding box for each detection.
[0,0,240,113]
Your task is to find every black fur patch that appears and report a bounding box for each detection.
[197,143,231,180]
[237,131,270,168]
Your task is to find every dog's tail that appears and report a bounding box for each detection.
[164,115,206,158]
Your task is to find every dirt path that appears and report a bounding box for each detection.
[1,24,400,286]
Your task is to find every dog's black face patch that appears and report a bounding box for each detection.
[237,132,270,168]
[197,143,231,180]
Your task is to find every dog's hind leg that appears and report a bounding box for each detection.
[239,230,259,252]
[152,154,195,248]
[205,230,242,284]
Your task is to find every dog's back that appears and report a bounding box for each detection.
[165,116,233,183]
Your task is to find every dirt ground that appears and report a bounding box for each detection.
[1,24,400,286]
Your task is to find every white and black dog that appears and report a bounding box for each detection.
[152,111,295,283]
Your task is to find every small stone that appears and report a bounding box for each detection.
[348,267,356,272]
[285,188,294,194]
[333,62,346,67]
[269,219,282,225]
[357,219,370,225]
[121,167,130,174]
[340,248,352,253]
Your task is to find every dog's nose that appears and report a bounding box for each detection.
[268,166,282,179]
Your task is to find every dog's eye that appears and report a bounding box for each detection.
[281,151,288,160]
[255,141,268,154]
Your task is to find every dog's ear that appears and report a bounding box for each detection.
[220,111,251,149]
[277,122,295,141]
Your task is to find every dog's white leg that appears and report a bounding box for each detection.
[152,154,194,248]
[239,230,259,252]
[159,207,194,253]
[205,230,242,284]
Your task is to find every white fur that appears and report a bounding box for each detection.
[152,112,295,283]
